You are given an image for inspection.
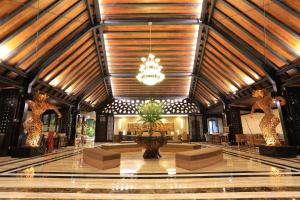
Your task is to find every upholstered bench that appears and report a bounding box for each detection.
[175,147,223,170]
[101,143,142,153]
[83,148,120,170]
[160,143,201,152]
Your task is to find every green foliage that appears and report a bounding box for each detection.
[86,119,95,137]
[138,99,163,135]
[86,127,95,137]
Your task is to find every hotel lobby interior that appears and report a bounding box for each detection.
[0,0,300,199]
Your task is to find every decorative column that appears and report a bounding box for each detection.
[58,106,71,138]
[202,114,208,135]
[69,105,79,146]
[188,115,202,142]
[95,111,108,142]
[223,103,243,145]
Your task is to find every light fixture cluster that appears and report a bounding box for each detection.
[136,53,165,86]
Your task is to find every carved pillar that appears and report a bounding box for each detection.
[69,105,79,146]
[202,114,208,134]
[95,112,108,142]
[58,106,71,137]
[188,115,203,142]
[224,103,243,145]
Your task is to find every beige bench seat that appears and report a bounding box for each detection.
[175,147,223,170]
[101,143,142,152]
[160,143,201,152]
[83,148,120,170]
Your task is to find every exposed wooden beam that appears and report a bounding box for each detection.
[46,51,96,84]
[197,25,209,74]
[44,42,95,83]
[101,19,200,26]
[282,75,300,87]
[106,30,194,34]
[102,3,200,7]
[0,62,27,78]
[4,0,83,61]
[36,80,77,101]
[110,72,192,78]
[0,0,61,45]
[0,0,35,25]
[222,0,298,57]
[207,22,279,86]
[25,23,93,92]
[78,78,104,100]
[203,50,242,88]
[193,74,227,100]
[244,0,299,39]
[214,8,288,64]
[207,36,259,80]
[106,38,196,41]
[16,11,87,68]
[0,75,23,89]
[93,0,113,98]
[84,0,107,101]
[189,0,209,98]
[101,13,196,19]
[62,60,98,90]
[192,25,204,75]
[277,60,300,75]
[200,0,208,22]
[271,0,300,18]
[107,55,194,59]
[207,0,216,24]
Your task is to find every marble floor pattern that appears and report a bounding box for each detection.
[0,143,300,199]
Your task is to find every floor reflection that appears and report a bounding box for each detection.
[0,143,300,199]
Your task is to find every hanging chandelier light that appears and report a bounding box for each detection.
[136,22,165,86]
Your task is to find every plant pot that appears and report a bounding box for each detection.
[135,135,168,159]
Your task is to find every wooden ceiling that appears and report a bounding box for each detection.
[102,0,202,97]
[0,0,299,110]
[192,0,300,106]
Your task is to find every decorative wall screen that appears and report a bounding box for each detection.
[101,98,201,115]
[0,89,21,155]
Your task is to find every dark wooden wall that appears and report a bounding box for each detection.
[0,89,24,155]
[283,87,300,153]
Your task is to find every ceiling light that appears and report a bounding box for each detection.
[294,43,300,56]
[136,22,165,86]
[244,76,255,85]
[0,45,10,61]
[49,79,59,87]
[65,87,73,95]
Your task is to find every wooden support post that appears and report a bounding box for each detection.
[69,104,79,146]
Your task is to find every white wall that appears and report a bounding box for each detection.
[241,109,283,138]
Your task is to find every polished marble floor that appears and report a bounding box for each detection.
[0,143,300,199]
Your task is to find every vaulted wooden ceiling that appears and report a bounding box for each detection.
[0,0,299,110]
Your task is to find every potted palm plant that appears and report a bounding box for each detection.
[136,99,168,159]
[138,99,163,136]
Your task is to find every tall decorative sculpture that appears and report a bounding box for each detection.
[251,89,286,146]
[23,92,61,147]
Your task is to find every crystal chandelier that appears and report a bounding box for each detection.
[136,22,165,86]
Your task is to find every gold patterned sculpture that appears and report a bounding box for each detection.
[23,92,61,147]
[251,89,286,146]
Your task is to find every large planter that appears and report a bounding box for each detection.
[258,145,297,158]
[135,135,169,159]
